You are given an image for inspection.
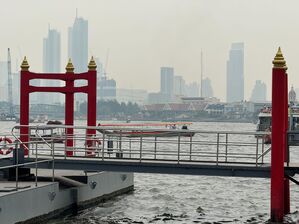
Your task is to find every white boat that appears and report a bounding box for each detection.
[256,107,299,144]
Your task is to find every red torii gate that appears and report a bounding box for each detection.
[20,57,97,156]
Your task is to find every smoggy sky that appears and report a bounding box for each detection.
[1,0,299,101]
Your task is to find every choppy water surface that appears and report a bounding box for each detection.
[2,121,299,223]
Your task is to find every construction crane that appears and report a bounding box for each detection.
[7,48,13,117]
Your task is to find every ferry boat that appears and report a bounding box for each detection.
[97,122,195,138]
[256,106,299,144]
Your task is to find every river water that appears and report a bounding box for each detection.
[2,121,299,223]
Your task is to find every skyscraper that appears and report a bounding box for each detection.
[160,67,174,101]
[250,80,267,102]
[43,29,61,73]
[226,43,244,103]
[68,15,88,102]
[42,28,61,104]
[202,78,214,98]
[68,16,88,73]
[174,75,186,96]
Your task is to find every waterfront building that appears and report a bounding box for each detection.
[116,88,148,105]
[250,80,267,102]
[226,42,244,103]
[202,78,214,98]
[42,28,61,104]
[160,67,174,101]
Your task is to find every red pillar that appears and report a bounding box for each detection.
[20,57,30,155]
[65,60,74,156]
[86,57,97,155]
[271,47,288,222]
[284,73,290,215]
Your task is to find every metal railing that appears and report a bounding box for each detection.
[0,127,55,191]
[8,124,272,167]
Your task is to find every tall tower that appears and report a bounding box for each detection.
[42,28,61,104]
[68,15,88,73]
[68,14,88,102]
[160,67,174,102]
[226,43,244,103]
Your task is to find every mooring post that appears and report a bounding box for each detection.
[271,47,289,222]
[65,59,75,156]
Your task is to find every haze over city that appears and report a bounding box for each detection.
[1,0,299,101]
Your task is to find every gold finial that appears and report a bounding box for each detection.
[88,56,97,71]
[21,56,30,71]
[65,58,74,72]
[272,47,287,69]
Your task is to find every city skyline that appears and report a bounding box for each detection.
[1,0,299,102]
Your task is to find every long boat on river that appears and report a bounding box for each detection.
[97,122,195,138]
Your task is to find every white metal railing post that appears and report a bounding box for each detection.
[216,133,220,165]
[16,144,19,191]
[225,133,228,162]
[189,136,192,161]
[178,133,181,164]
[129,138,132,159]
[154,137,157,160]
[261,137,264,164]
[139,130,143,162]
[119,130,122,158]
[102,130,105,160]
[64,128,67,159]
[35,136,38,187]
[255,137,259,166]
[52,138,55,182]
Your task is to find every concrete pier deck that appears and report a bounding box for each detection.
[0,170,134,224]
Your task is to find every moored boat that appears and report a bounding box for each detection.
[97,122,195,138]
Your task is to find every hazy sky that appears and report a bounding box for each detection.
[1,0,299,101]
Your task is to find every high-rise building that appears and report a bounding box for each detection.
[250,80,267,102]
[68,15,88,102]
[68,16,88,73]
[174,76,186,96]
[43,29,61,73]
[0,61,8,101]
[202,78,214,98]
[41,28,61,104]
[185,82,199,97]
[226,43,244,103]
[160,67,174,101]
[99,78,116,101]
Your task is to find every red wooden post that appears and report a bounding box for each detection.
[65,59,75,156]
[86,57,97,155]
[271,47,288,222]
[20,57,30,155]
[284,72,290,214]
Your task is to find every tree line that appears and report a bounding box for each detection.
[79,100,141,116]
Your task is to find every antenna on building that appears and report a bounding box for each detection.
[200,50,203,97]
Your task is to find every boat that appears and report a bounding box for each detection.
[256,106,299,144]
[97,122,195,138]
[15,120,65,144]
